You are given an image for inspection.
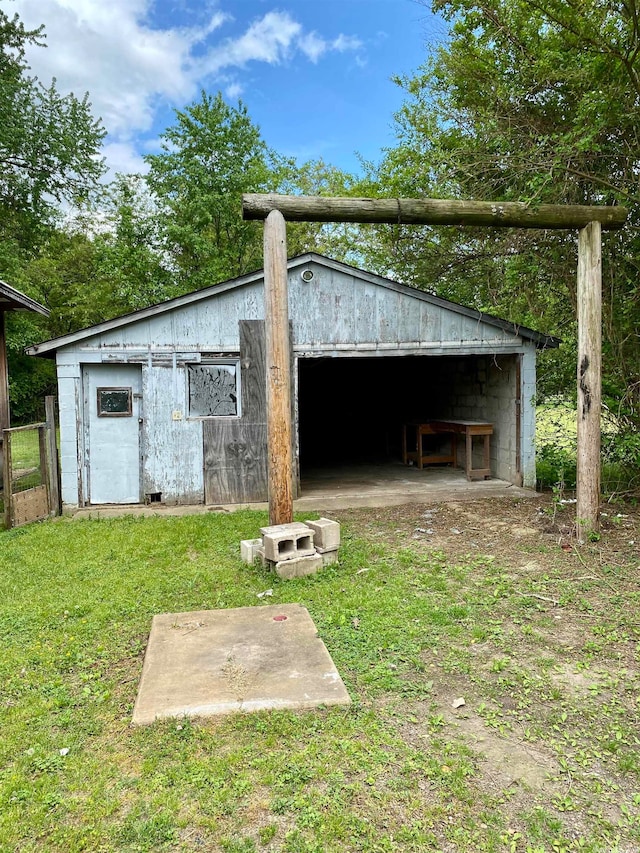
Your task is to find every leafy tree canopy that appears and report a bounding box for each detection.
[362,0,639,429]
[144,91,285,290]
[0,8,106,250]
[0,6,106,421]
[144,91,361,291]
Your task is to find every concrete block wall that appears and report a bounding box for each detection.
[428,352,536,485]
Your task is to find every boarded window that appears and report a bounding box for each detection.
[97,387,132,417]
[188,364,239,417]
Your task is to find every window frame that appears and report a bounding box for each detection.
[96,386,133,418]
[187,359,241,419]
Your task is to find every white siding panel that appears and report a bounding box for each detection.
[521,347,537,487]
[141,366,204,503]
[56,369,80,505]
[146,313,175,348]
[444,311,463,342]
[376,289,398,343]
[118,321,150,346]
[397,292,422,342]
[460,315,485,342]
[291,268,355,345]
[420,302,443,341]
[355,281,379,343]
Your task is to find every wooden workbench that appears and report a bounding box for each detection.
[402,419,494,480]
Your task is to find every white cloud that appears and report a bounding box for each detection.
[11,1,363,175]
[297,31,363,64]
[332,34,363,53]
[102,141,149,176]
[297,31,327,64]
[201,11,302,74]
[225,82,244,100]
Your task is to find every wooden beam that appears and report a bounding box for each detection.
[243,194,627,231]
[263,209,294,526]
[576,221,602,540]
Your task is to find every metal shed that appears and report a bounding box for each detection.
[27,254,558,509]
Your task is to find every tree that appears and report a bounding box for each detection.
[145,92,284,291]
[0,9,105,251]
[364,0,639,436]
[145,92,364,291]
[282,158,364,263]
[0,7,105,421]
[85,175,174,315]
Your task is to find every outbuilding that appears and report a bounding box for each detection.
[27,254,558,509]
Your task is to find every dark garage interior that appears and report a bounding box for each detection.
[297,355,471,470]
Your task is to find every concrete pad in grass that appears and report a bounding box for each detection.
[132,603,351,725]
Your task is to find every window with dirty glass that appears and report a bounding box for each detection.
[188,363,239,417]
[97,387,132,417]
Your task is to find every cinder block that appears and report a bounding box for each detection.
[319,550,339,567]
[272,553,322,580]
[304,518,340,551]
[240,538,263,564]
[260,522,315,562]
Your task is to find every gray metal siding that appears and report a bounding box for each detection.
[54,260,539,506]
[59,264,525,356]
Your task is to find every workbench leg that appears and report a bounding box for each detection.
[402,424,407,465]
[465,432,472,480]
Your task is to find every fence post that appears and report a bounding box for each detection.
[38,424,50,518]
[45,396,61,516]
[3,429,12,529]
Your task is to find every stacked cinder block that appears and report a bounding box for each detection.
[240,518,340,579]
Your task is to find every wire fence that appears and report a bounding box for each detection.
[1,401,60,528]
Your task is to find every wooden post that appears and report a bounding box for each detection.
[45,396,61,516]
[0,310,8,435]
[0,310,8,486]
[576,221,602,540]
[3,429,12,530]
[38,423,50,512]
[264,209,293,525]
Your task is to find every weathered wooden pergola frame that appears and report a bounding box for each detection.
[242,193,627,537]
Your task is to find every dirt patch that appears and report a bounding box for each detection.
[337,495,639,578]
[338,494,640,844]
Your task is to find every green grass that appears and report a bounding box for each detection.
[6,427,42,471]
[1,506,639,852]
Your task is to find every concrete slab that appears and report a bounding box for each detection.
[132,604,350,725]
[71,465,537,519]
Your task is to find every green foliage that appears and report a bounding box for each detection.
[144,92,282,290]
[144,92,362,293]
[0,8,105,246]
[0,6,105,423]
[363,0,639,440]
[536,444,577,492]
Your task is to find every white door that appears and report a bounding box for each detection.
[84,364,142,504]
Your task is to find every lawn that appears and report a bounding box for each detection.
[1,498,639,852]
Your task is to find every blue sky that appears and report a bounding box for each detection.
[13,0,447,178]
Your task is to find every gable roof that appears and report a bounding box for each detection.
[0,281,49,315]
[26,253,559,356]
